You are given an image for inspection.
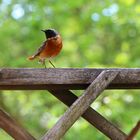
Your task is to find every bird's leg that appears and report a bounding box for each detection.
[43,59,47,68]
[39,58,47,68]
[49,60,55,68]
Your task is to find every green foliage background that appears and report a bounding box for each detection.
[0,0,140,139]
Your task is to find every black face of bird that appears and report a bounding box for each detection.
[41,29,58,39]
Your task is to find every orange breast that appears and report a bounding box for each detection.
[39,35,62,58]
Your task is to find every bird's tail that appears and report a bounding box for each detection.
[27,55,36,61]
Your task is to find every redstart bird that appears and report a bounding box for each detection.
[28,29,62,68]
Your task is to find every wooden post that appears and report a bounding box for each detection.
[42,70,119,140]
[0,108,36,140]
[48,90,127,140]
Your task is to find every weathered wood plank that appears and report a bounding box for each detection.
[42,70,119,140]
[0,68,140,89]
[0,108,36,140]
[48,90,127,140]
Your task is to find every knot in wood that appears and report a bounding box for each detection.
[105,76,108,81]
[0,71,2,78]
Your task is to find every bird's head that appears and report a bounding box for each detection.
[41,29,58,39]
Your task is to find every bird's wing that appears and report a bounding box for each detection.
[34,40,48,57]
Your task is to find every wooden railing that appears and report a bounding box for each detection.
[0,68,139,140]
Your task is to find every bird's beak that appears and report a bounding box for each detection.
[41,29,45,32]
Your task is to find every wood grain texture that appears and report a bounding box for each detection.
[42,70,118,140]
[48,90,127,140]
[0,68,140,89]
[0,108,36,140]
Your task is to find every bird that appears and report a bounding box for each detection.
[28,29,63,68]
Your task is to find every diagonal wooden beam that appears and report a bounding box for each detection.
[126,121,140,140]
[48,89,127,140]
[0,108,36,140]
[42,70,119,140]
